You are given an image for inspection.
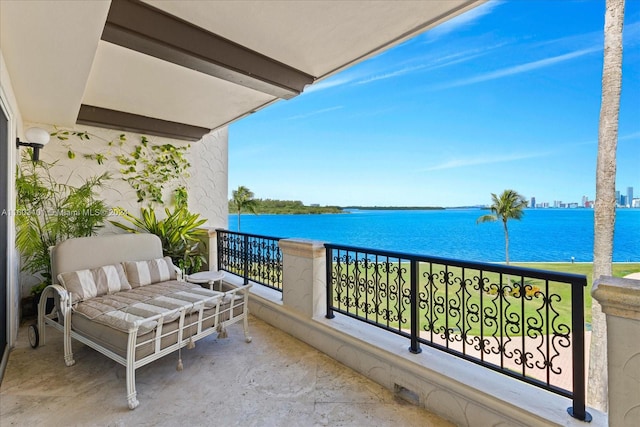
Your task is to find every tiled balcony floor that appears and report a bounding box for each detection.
[1,315,453,427]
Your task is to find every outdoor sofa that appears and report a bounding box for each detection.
[32,233,251,409]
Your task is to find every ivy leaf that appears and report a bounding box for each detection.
[117,156,130,166]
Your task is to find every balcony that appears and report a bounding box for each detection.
[2,2,638,426]
[1,315,452,426]
[4,233,638,426]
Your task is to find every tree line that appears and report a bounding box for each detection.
[230,186,342,230]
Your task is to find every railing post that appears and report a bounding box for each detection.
[409,259,421,354]
[216,230,222,271]
[279,239,327,318]
[567,277,591,422]
[243,234,249,285]
[326,246,335,319]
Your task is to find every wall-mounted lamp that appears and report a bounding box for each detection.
[16,127,50,161]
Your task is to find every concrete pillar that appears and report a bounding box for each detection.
[205,228,218,271]
[279,239,326,318]
[592,276,640,427]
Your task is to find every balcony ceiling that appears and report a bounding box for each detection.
[0,0,483,141]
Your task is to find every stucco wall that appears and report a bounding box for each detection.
[186,127,229,230]
[18,122,229,296]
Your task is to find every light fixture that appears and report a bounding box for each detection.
[16,127,50,161]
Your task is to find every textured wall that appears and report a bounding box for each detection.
[592,276,640,427]
[186,127,229,230]
[18,122,228,296]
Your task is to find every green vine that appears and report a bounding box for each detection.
[50,129,191,206]
[116,136,190,204]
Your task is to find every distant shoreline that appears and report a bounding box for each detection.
[343,206,446,211]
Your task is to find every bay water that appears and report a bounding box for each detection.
[227,208,639,263]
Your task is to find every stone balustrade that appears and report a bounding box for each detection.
[592,275,640,427]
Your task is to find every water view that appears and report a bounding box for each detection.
[227,208,640,263]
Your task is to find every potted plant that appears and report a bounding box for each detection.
[110,206,208,275]
[15,154,110,313]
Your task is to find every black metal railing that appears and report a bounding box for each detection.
[217,230,283,291]
[325,243,590,422]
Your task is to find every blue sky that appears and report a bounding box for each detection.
[229,0,640,207]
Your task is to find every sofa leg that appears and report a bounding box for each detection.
[63,334,75,366]
[127,393,139,410]
[127,364,139,409]
[64,354,75,367]
[243,314,252,343]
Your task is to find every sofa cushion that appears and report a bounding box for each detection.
[72,281,223,335]
[57,264,131,303]
[124,257,177,287]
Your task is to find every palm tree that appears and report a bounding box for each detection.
[231,185,258,231]
[476,189,528,265]
[589,0,625,412]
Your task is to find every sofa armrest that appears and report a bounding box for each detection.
[38,284,72,336]
[173,265,185,281]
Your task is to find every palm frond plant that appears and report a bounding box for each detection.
[16,156,110,293]
[111,206,208,274]
[476,189,528,265]
[230,185,258,231]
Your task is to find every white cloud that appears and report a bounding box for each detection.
[351,42,509,87]
[354,65,427,85]
[304,77,354,93]
[425,0,504,40]
[623,21,640,45]
[435,47,600,90]
[286,106,344,120]
[424,151,551,171]
[620,131,640,141]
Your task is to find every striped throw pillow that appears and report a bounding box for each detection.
[57,264,131,303]
[124,257,177,287]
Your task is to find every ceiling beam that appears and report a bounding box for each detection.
[102,0,315,99]
[77,105,210,142]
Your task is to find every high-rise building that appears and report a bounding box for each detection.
[530,196,536,208]
[627,187,634,207]
[616,190,621,206]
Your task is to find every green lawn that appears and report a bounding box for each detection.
[330,262,640,336]
[511,262,640,325]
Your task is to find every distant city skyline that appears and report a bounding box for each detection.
[529,186,638,209]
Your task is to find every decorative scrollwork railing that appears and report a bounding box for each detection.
[216,230,283,291]
[325,243,589,421]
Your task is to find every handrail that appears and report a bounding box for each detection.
[324,242,590,421]
[216,229,283,291]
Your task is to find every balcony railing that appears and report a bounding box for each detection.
[324,243,590,422]
[214,231,590,421]
[216,230,283,291]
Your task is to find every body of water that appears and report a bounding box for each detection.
[227,208,640,262]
